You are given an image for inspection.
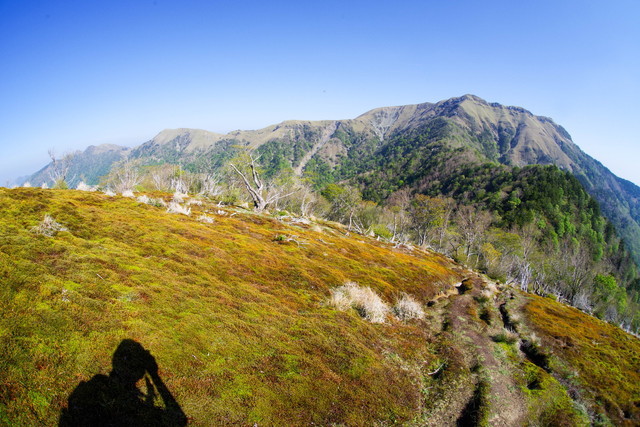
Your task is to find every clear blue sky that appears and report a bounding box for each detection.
[1,0,639,185]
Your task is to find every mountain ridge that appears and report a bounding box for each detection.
[19,95,640,265]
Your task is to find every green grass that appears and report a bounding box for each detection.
[2,188,638,425]
[525,295,640,424]
[0,188,460,425]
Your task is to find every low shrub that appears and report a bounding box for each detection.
[30,214,68,237]
[150,198,167,207]
[166,202,191,216]
[492,330,519,344]
[172,191,187,203]
[197,215,214,224]
[474,294,490,304]
[76,182,96,192]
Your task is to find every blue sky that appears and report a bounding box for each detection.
[1,0,639,185]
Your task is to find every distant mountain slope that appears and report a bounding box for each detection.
[20,96,640,265]
[1,188,638,425]
[25,144,129,188]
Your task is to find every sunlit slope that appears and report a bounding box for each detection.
[0,188,461,425]
[525,295,640,424]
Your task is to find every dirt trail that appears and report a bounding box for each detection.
[444,276,527,426]
[421,288,475,426]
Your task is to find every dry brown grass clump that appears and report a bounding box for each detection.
[330,282,390,323]
[166,201,191,216]
[330,283,426,323]
[393,293,425,321]
[30,214,67,237]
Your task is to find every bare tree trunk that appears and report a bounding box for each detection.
[230,155,267,211]
[48,149,73,188]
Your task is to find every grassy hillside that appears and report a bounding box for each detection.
[1,188,638,425]
[0,188,461,425]
[525,295,640,424]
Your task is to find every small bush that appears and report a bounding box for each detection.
[138,195,166,207]
[492,330,519,344]
[474,295,490,304]
[329,282,390,323]
[166,202,191,216]
[30,214,68,237]
[458,279,474,294]
[122,190,135,198]
[76,182,96,192]
[372,224,393,240]
[103,189,116,197]
[53,178,69,189]
[150,198,167,207]
[197,215,214,224]
[393,293,425,321]
[475,289,494,303]
[172,191,187,204]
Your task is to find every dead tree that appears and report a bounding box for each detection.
[230,153,268,211]
[230,153,295,211]
[48,149,73,188]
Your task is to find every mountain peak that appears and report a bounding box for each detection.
[457,94,487,103]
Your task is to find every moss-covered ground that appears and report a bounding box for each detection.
[525,295,640,425]
[1,188,639,425]
[0,188,461,425]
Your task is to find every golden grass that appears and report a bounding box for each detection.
[0,188,460,425]
[524,294,640,424]
[5,188,637,425]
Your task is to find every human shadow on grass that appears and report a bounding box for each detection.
[59,339,187,426]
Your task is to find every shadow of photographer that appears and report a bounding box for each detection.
[59,339,187,426]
